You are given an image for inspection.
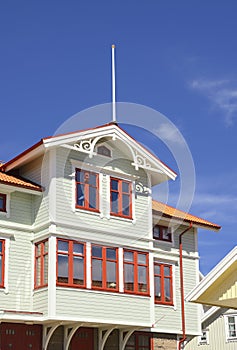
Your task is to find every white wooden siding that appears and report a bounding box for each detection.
[56,288,151,326]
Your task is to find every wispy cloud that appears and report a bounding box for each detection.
[153,123,184,145]
[190,78,237,126]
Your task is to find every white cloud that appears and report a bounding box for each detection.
[153,123,184,145]
[190,78,237,125]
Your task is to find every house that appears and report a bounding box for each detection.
[185,306,237,350]
[0,122,220,350]
[185,246,237,349]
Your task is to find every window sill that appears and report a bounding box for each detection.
[73,207,101,216]
[109,214,135,224]
[56,283,86,289]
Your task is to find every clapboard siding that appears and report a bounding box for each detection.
[56,288,151,326]
[186,309,237,350]
[0,230,33,311]
[33,289,48,315]
[20,156,44,185]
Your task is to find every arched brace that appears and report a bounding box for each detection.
[64,323,84,350]
[119,328,137,350]
[43,323,61,350]
[98,326,116,350]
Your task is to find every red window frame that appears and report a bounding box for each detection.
[154,262,173,305]
[0,239,5,288]
[75,169,99,212]
[91,245,119,292]
[153,225,172,242]
[125,332,153,350]
[0,193,6,212]
[34,240,48,289]
[110,177,132,219]
[57,239,86,288]
[123,250,149,295]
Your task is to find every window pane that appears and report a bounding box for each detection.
[163,227,171,240]
[138,253,146,265]
[138,335,149,346]
[138,266,147,292]
[111,179,118,190]
[77,184,85,206]
[58,255,69,283]
[106,261,116,289]
[58,241,69,252]
[124,251,134,262]
[0,241,2,252]
[124,264,134,291]
[154,264,161,275]
[155,276,161,301]
[111,192,118,213]
[122,181,129,193]
[164,278,171,301]
[73,256,84,285]
[44,255,48,284]
[122,194,130,216]
[88,173,97,186]
[0,256,2,283]
[74,243,84,255]
[89,186,97,209]
[35,258,40,286]
[76,169,82,182]
[106,248,116,260]
[92,246,102,258]
[153,226,161,239]
[126,334,135,346]
[92,259,102,287]
[164,266,171,276]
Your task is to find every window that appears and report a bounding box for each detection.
[0,239,5,287]
[154,262,173,305]
[75,169,99,212]
[124,250,149,295]
[97,145,111,157]
[227,315,237,340]
[110,178,132,218]
[91,245,118,291]
[0,193,6,212]
[57,239,86,287]
[125,333,152,350]
[153,225,172,242]
[34,240,48,288]
[198,330,209,345]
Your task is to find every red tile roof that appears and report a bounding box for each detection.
[0,171,42,192]
[152,200,221,230]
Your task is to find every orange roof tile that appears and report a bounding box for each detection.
[152,200,221,230]
[0,171,42,192]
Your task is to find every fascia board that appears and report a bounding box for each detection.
[44,124,177,181]
[4,143,45,172]
[186,246,237,302]
[0,183,42,196]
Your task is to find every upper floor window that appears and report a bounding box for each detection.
[91,245,118,291]
[75,169,99,212]
[0,194,6,212]
[124,250,149,295]
[227,315,237,340]
[110,178,132,219]
[154,262,173,305]
[153,225,172,242]
[0,239,5,287]
[57,239,86,288]
[34,240,48,289]
[97,145,111,158]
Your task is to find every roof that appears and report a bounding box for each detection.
[0,123,177,186]
[0,171,42,192]
[152,199,221,231]
[186,246,237,309]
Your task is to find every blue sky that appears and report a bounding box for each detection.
[1,1,237,274]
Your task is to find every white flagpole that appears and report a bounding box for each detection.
[111,44,117,122]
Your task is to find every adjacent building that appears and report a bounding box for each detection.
[0,122,220,349]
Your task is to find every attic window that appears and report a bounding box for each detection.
[97,145,111,158]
